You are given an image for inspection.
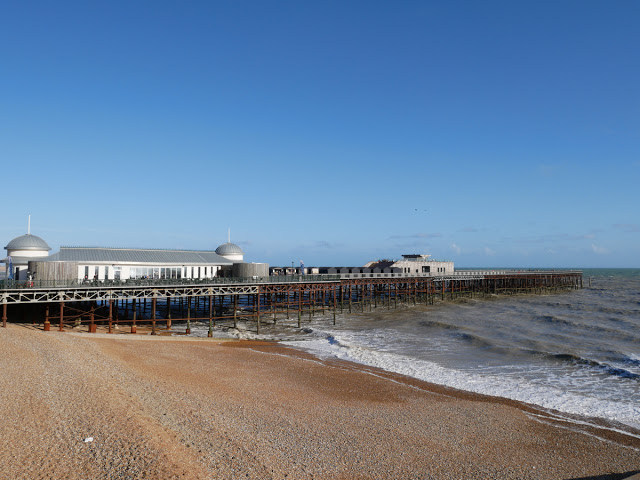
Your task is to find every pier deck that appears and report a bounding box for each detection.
[1,271,583,333]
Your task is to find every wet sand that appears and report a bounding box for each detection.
[0,325,639,479]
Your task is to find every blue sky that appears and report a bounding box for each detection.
[2,1,638,268]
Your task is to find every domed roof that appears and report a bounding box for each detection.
[5,234,51,251]
[215,242,244,256]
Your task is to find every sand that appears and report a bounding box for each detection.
[0,324,639,479]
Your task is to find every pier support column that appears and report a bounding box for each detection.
[297,287,302,328]
[151,297,157,335]
[186,296,191,335]
[108,300,113,334]
[166,297,172,330]
[2,302,7,328]
[131,298,137,334]
[333,286,337,325]
[89,302,96,333]
[233,295,238,329]
[256,291,261,335]
[208,294,213,338]
[59,302,65,332]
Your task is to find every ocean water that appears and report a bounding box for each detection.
[191,269,640,431]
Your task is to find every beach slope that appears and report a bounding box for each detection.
[0,326,638,479]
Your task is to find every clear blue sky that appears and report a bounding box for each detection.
[2,1,638,268]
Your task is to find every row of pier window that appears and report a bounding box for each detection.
[83,265,218,281]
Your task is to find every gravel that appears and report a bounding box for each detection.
[1,325,639,479]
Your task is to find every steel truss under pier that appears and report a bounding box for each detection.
[1,272,583,333]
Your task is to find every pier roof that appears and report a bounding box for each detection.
[41,247,234,265]
[5,234,51,252]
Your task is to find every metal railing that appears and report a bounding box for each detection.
[0,274,341,290]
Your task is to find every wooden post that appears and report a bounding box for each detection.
[59,302,65,332]
[2,302,7,328]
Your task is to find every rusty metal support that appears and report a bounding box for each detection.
[108,299,113,333]
[208,294,213,338]
[59,302,65,331]
[186,296,191,334]
[256,291,261,334]
[166,296,172,330]
[151,296,157,335]
[89,301,96,333]
[44,305,50,331]
[333,286,337,325]
[131,298,137,334]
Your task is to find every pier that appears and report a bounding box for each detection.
[1,271,583,334]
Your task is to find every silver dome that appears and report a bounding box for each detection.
[215,242,244,256]
[5,234,51,251]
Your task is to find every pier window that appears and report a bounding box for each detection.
[105,266,109,280]
[84,266,89,279]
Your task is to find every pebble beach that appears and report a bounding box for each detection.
[1,325,639,479]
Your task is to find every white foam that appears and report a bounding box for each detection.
[282,332,640,430]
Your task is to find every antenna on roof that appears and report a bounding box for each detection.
[28,215,31,235]
[228,228,231,243]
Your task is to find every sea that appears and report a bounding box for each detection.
[190,268,640,431]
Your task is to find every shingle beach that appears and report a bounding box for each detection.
[1,325,638,479]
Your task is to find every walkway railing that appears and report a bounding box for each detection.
[0,274,341,290]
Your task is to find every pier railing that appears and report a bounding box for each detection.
[0,270,583,291]
[0,274,341,290]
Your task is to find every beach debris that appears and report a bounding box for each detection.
[83,437,94,443]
